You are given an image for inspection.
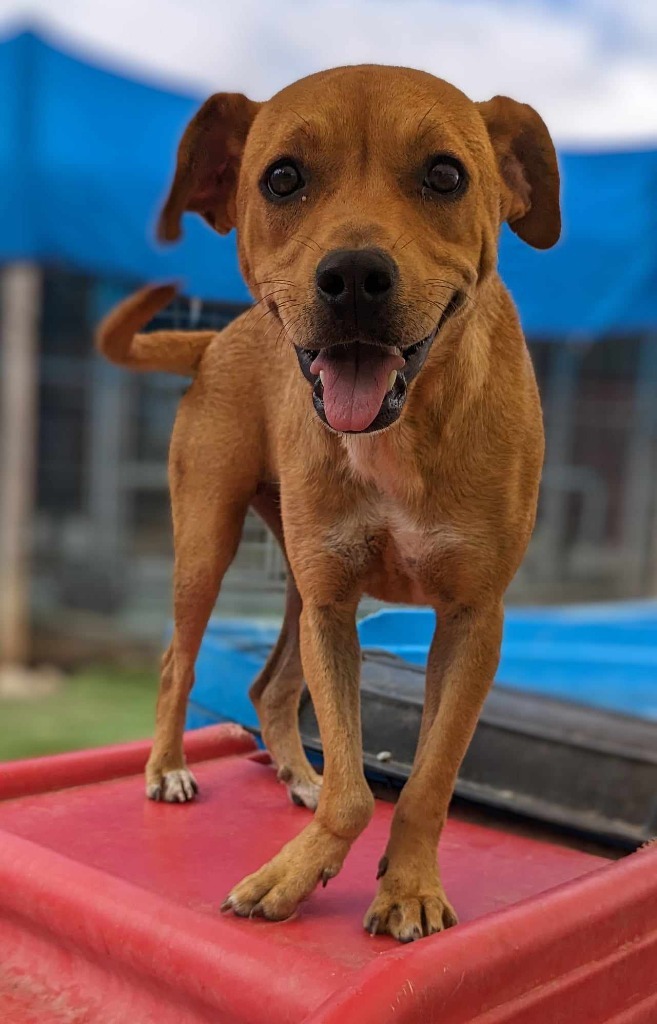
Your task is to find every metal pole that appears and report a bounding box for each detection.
[0,262,41,665]
[539,342,581,583]
[620,335,657,594]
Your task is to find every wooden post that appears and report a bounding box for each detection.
[0,262,41,666]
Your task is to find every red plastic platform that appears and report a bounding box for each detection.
[0,724,656,1024]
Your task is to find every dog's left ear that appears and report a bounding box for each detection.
[477,96,560,249]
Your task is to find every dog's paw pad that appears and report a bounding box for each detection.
[364,888,458,943]
[222,868,298,922]
[146,768,198,803]
[222,861,333,922]
[223,825,348,922]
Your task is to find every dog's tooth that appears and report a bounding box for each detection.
[319,370,325,385]
[387,370,397,392]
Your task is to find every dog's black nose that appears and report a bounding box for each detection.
[315,248,398,328]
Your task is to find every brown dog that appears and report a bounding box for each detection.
[97,65,559,942]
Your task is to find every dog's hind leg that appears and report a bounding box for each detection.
[145,385,256,803]
[249,492,322,810]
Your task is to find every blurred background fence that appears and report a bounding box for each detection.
[24,265,657,664]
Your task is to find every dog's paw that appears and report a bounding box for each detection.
[277,764,323,810]
[222,822,348,921]
[146,767,198,803]
[364,882,458,942]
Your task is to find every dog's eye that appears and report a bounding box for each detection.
[266,160,304,198]
[424,158,464,195]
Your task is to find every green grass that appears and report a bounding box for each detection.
[0,667,158,761]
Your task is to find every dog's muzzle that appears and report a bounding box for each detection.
[295,292,462,434]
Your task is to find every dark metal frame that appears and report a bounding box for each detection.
[298,650,657,848]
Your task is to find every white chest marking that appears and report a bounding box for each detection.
[336,435,466,605]
[384,505,463,601]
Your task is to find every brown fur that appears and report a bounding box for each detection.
[97,64,557,941]
[97,283,214,374]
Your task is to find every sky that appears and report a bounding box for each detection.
[1,0,656,146]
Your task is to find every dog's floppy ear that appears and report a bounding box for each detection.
[477,96,560,249]
[158,93,262,242]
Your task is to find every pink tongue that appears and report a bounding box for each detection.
[310,346,405,432]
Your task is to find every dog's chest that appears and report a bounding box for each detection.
[380,506,468,605]
[334,442,464,606]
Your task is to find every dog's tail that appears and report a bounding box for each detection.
[96,284,215,375]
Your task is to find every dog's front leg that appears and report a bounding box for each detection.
[223,601,374,920]
[365,600,504,942]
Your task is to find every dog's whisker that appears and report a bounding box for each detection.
[423,278,478,309]
[282,310,306,338]
[274,303,301,322]
[415,99,440,140]
[254,288,291,304]
[252,278,297,289]
[292,237,320,255]
[290,107,312,137]
[252,297,296,330]
[391,232,407,254]
[247,293,293,330]
[243,289,290,315]
[416,111,465,149]
[254,310,281,335]
[262,298,300,325]
[279,312,307,350]
[262,314,289,348]
[415,296,449,315]
[293,234,325,254]
[266,303,304,344]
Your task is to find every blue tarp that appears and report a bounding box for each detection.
[2,28,657,337]
[186,602,657,730]
[0,30,247,303]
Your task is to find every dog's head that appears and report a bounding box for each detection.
[159,67,559,434]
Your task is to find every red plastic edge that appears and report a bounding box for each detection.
[0,828,336,1024]
[0,724,257,801]
[305,844,657,1024]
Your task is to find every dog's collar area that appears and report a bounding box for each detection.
[294,289,463,434]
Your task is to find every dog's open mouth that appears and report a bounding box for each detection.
[295,292,462,433]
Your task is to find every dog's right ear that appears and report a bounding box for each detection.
[158,93,261,242]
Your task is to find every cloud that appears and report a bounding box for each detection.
[2,0,657,145]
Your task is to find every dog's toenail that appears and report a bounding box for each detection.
[249,903,265,919]
[376,855,389,879]
[321,868,335,888]
[220,899,233,914]
[291,791,305,807]
[368,916,380,937]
